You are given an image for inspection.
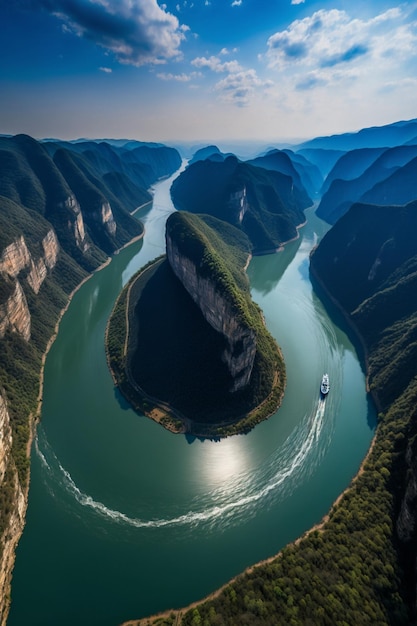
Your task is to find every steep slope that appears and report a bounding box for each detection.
[170,155,308,254]
[318,145,417,224]
[0,133,181,625]
[131,200,417,626]
[247,148,320,198]
[107,212,285,435]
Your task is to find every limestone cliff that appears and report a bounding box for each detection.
[0,279,31,341]
[0,230,60,340]
[58,194,88,252]
[166,215,256,392]
[228,186,249,224]
[0,394,26,626]
[92,201,117,236]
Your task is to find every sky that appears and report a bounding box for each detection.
[1,0,417,145]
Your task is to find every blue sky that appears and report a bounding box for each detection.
[1,0,417,144]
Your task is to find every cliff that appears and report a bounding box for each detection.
[166,217,256,392]
[0,394,25,626]
[310,198,417,619]
[0,134,182,625]
[0,230,60,341]
[170,155,308,253]
[107,211,285,435]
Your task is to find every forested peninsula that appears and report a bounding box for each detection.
[124,121,417,626]
[106,211,286,437]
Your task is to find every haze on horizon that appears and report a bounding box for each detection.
[1,0,417,146]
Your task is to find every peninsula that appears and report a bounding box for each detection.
[106,211,286,437]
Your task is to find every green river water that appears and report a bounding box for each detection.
[8,166,376,626]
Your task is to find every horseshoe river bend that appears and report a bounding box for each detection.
[8,165,376,626]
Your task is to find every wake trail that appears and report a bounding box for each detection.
[35,396,329,531]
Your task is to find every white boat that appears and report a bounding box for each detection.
[320,373,330,396]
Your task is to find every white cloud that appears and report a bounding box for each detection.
[215,70,273,107]
[99,66,112,73]
[266,6,417,85]
[157,71,201,81]
[30,0,188,66]
[291,0,305,4]
[192,55,243,73]
[231,0,243,6]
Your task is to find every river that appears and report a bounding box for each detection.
[8,165,376,626]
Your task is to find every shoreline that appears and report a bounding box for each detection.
[123,246,381,626]
[106,255,286,439]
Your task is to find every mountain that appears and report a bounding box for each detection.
[0,134,181,622]
[171,155,310,254]
[295,147,346,179]
[135,197,417,626]
[317,144,417,223]
[295,117,417,152]
[247,148,322,198]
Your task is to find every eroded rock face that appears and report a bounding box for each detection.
[0,279,31,341]
[0,237,31,278]
[228,186,249,224]
[0,393,26,626]
[92,202,117,236]
[166,235,256,392]
[0,395,12,485]
[0,229,60,339]
[59,194,88,251]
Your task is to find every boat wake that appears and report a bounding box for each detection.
[35,395,333,533]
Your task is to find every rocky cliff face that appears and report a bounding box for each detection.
[92,201,117,236]
[58,194,88,252]
[228,186,249,224]
[0,230,60,340]
[166,234,256,392]
[0,393,26,626]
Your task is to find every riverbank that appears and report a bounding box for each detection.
[106,253,286,439]
[120,271,388,626]
[0,229,145,626]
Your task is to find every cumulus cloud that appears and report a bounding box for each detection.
[291,0,305,4]
[266,6,417,81]
[191,55,243,73]
[157,71,201,81]
[231,0,243,6]
[215,70,273,107]
[25,0,187,66]
[99,66,112,73]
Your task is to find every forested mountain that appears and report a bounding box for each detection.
[0,134,181,622]
[130,119,417,626]
[171,155,310,253]
[247,148,322,198]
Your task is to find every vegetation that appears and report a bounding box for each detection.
[106,213,285,436]
[127,200,417,626]
[170,156,308,253]
[0,134,181,572]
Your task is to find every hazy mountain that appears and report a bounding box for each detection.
[247,148,322,198]
[295,117,417,152]
[317,144,417,223]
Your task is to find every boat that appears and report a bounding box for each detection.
[320,373,330,396]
